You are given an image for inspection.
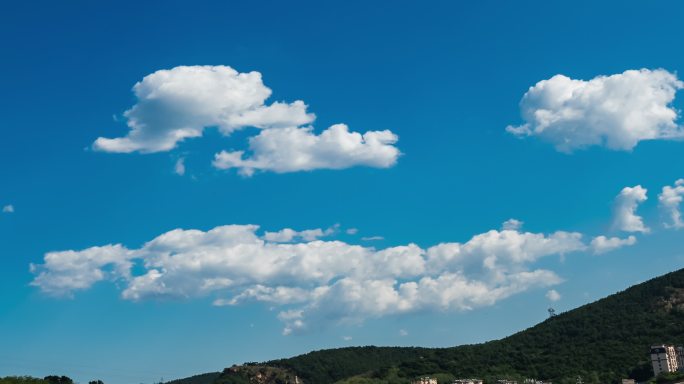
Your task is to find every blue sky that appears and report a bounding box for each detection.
[2,1,684,383]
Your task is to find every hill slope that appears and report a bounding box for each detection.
[180,268,684,384]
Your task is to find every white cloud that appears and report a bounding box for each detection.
[612,185,650,233]
[361,236,384,241]
[399,329,408,337]
[93,66,314,153]
[29,245,133,297]
[345,228,358,235]
[545,289,561,302]
[93,65,401,175]
[590,235,637,254]
[342,335,353,341]
[659,179,684,229]
[2,204,14,213]
[502,218,523,231]
[212,124,400,176]
[174,157,186,176]
[263,226,336,242]
[30,221,586,334]
[507,69,684,152]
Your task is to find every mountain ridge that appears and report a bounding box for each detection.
[173,267,684,384]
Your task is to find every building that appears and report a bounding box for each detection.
[524,379,551,384]
[621,379,635,384]
[412,377,438,384]
[453,379,483,384]
[496,380,517,384]
[678,347,684,371]
[651,345,679,376]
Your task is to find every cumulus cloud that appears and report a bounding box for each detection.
[212,124,400,176]
[29,245,133,297]
[507,69,684,152]
[612,185,650,233]
[346,228,359,235]
[659,179,684,229]
[30,222,586,334]
[590,235,637,254]
[93,66,314,153]
[2,204,14,213]
[93,65,400,174]
[545,289,561,302]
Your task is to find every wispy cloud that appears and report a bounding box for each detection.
[174,157,186,176]
[361,236,384,241]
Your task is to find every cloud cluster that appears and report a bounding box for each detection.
[659,179,684,229]
[263,225,337,242]
[507,69,684,152]
[30,222,587,334]
[93,65,400,175]
[2,204,13,213]
[612,185,649,233]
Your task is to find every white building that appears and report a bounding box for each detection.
[453,379,483,384]
[413,377,438,384]
[497,380,517,384]
[651,345,679,376]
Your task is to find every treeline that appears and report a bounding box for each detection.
[0,376,104,384]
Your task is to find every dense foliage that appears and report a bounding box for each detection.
[166,373,222,384]
[0,377,78,384]
[213,365,300,384]
[0,377,49,384]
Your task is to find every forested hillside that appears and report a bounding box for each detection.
[177,268,684,384]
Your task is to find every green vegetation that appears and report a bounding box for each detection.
[0,377,78,384]
[653,371,684,384]
[0,377,49,384]
[167,373,222,384]
[213,365,300,384]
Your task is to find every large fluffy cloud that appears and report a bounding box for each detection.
[93,65,400,174]
[30,222,586,333]
[507,69,684,152]
[612,185,650,233]
[212,124,400,176]
[659,179,684,229]
[93,66,314,153]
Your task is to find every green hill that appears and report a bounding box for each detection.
[177,268,684,384]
